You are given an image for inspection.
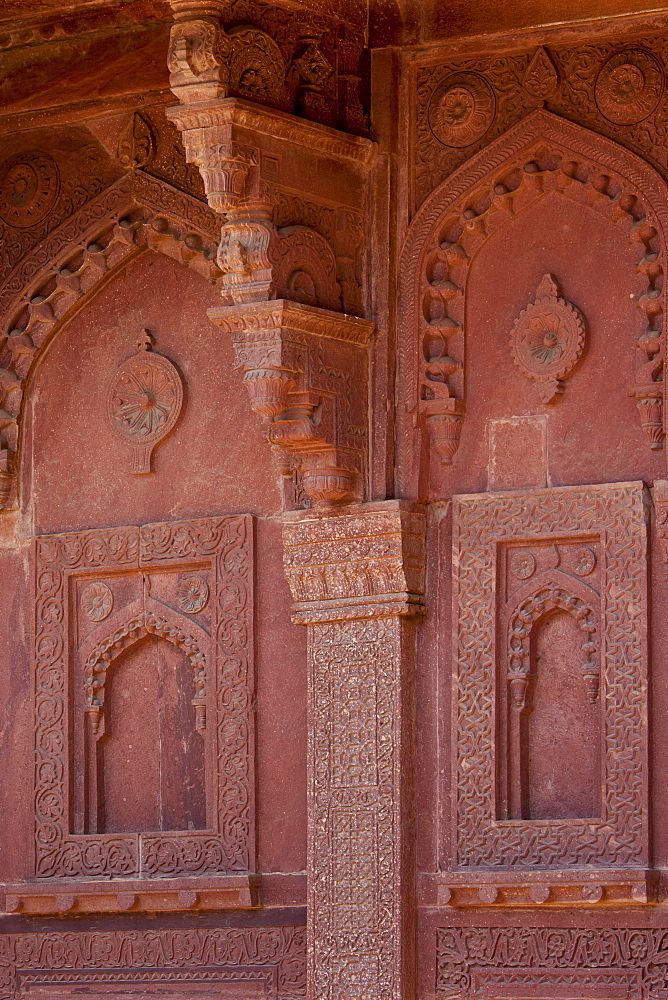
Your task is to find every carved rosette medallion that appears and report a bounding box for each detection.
[428,72,495,147]
[510,551,536,580]
[81,582,113,622]
[510,274,586,403]
[177,573,209,614]
[108,330,184,475]
[573,545,597,576]
[0,150,60,229]
[523,47,559,100]
[595,49,664,125]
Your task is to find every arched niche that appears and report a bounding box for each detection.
[500,573,601,824]
[397,110,668,498]
[76,600,211,837]
[24,250,282,531]
[1,172,345,517]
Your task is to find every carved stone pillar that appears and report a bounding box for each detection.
[282,502,426,1000]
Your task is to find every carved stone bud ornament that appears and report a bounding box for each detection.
[510,274,586,403]
[108,330,184,474]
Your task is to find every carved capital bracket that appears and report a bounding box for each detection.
[281,501,425,1000]
[282,500,426,623]
[209,300,373,508]
[167,1,231,105]
[166,99,372,309]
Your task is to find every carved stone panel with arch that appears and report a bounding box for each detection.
[33,515,255,884]
[397,111,667,498]
[452,481,648,870]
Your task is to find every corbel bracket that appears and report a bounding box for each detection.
[208,300,374,507]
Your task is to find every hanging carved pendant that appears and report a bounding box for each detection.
[108,330,184,474]
[523,47,559,100]
[510,274,586,404]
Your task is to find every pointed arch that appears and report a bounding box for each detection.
[81,595,211,734]
[397,109,668,496]
[0,171,222,509]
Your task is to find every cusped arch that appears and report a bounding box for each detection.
[0,172,222,510]
[81,596,211,735]
[506,571,599,711]
[397,109,668,496]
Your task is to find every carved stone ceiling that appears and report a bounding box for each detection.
[0,0,665,134]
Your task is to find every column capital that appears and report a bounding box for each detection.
[282,500,426,624]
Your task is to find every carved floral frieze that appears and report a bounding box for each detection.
[0,927,305,998]
[437,927,668,999]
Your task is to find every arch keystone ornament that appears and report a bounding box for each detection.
[510,273,586,403]
[108,330,184,475]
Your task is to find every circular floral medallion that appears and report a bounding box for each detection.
[0,151,60,229]
[510,274,586,404]
[108,332,184,474]
[511,551,536,581]
[81,581,114,622]
[573,546,597,577]
[595,49,663,125]
[428,72,496,148]
[177,574,209,614]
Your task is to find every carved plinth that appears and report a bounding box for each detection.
[209,300,373,508]
[283,501,425,1000]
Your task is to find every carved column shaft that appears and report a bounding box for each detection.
[283,502,425,1000]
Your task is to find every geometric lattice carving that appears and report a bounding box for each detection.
[34,515,254,881]
[282,501,426,1000]
[453,481,649,869]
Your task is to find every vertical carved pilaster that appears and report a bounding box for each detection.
[283,502,426,1000]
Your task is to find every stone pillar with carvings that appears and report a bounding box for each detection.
[282,502,426,1000]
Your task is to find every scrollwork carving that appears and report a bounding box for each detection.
[34,516,255,880]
